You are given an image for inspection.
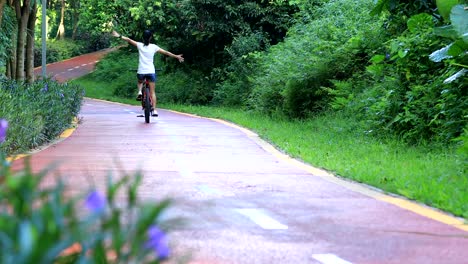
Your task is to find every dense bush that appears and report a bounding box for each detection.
[247,0,384,118]
[0,78,84,155]
[34,40,84,67]
[212,31,266,106]
[345,11,467,143]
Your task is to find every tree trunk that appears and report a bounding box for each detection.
[55,0,65,40]
[0,0,6,28]
[14,0,31,81]
[25,0,36,83]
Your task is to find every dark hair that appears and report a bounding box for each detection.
[143,30,152,46]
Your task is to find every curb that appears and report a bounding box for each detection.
[6,117,79,163]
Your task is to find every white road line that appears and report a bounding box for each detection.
[67,69,73,71]
[179,168,195,178]
[313,254,353,264]
[74,66,80,69]
[197,184,223,195]
[235,208,288,230]
[81,64,87,66]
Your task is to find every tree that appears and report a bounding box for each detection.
[3,0,37,81]
[0,0,6,28]
[55,0,65,39]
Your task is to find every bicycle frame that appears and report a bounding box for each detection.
[141,78,153,123]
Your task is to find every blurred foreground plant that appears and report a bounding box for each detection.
[0,119,174,263]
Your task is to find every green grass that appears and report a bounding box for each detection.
[73,76,468,220]
[73,75,139,106]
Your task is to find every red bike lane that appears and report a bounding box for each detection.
[12,50,468,264]
[34,48,115,82]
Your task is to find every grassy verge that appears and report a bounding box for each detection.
[72,75,467,220]
[76,75,139,106]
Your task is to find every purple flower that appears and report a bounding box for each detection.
[60,93,64,98]
[385,53,391,60]
[85,190,106,213]
[145,225,170,260]
[41,83,48,92]
[0,119,8,143]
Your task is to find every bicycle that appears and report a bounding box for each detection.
[134,70,160,123]
[140,76,153,123]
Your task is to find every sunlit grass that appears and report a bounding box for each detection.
[72,76,139,106]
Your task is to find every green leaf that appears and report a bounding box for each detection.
[450,5,468,38]
[429,44,452,62]
[448,39,467,57]
[398,49,408,58]
[370,54,386,64]
[434,25,458,39]
[407,13,433,33]
[436,0,459,21]
[443,69,467,84]
[19,221,34,256]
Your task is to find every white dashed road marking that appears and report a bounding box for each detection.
[313,254,353,264]
[235,208,288,230]
[197,184,223,196]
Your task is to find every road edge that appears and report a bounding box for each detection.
[167,109,468,233]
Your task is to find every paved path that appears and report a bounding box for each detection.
[12,51,468,264]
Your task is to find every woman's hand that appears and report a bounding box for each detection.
[111,30,121,38]
[175,55,184,63]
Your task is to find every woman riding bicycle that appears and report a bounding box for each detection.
[112,29,184,116]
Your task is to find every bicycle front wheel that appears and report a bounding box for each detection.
[144,86,151,123]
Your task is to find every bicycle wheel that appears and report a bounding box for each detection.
[144,85,151,123]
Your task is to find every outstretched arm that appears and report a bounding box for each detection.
[158,48,184,63]
[112,30,138,47]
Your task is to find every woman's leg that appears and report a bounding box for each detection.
[149,81,157,110]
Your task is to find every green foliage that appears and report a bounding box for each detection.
[88,50,139,98]
[371,0,439,34]
[158,69,212,105]
[0,5,15,73]
[0,154,173,263]
[34,40,84,67]
[357,12,467,143]
[0,79,84,155]
[248,0,384,117]
[436,0,460,21]
[213,31,266,106]
[430,5,468,84]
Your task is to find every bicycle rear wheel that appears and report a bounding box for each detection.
[144,86,150,123]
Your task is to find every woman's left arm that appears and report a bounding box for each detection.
[158,48,184,63]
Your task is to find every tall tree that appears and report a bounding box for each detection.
[14,0,32,81]
[55,0,64,39]
[0,0,6,28]
[25,0,36,82]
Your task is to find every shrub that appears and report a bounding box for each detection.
[248,0,384,118]
[213,31,266,106]
[362,13,467,143]
[34,40,84,67]
[0,78,84,155]
[158,69,213,105]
